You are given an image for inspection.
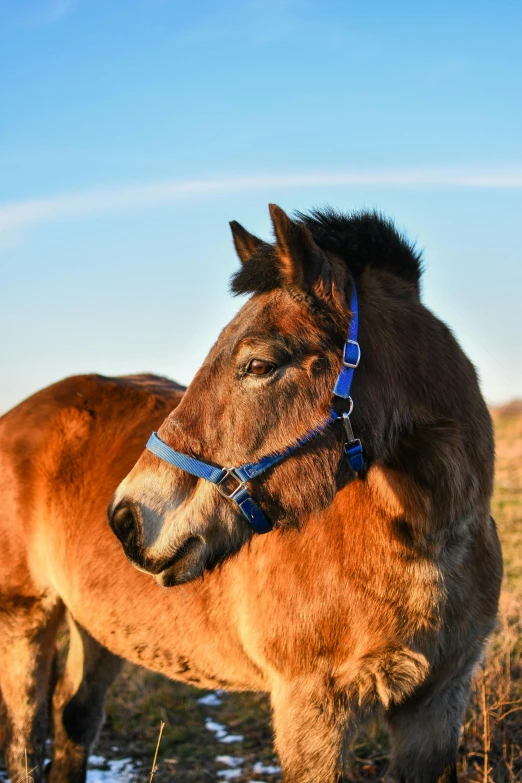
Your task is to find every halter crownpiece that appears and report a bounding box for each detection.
[146,284,364,535]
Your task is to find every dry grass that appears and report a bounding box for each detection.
[492,403,522,589]
[459,592,522,782]
[148,721,164,783]
[460,402,522,783]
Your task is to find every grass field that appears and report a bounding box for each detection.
[89,403,522,783]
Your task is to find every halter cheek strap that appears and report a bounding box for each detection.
[146,284,364,535]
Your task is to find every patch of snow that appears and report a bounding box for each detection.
[198,692,223,706]
[216,755,245,767]
[206,719,228,737]
[88,755,106,767]
[252,761,282,774]
[0,756,139,783]
[217,771,242,780]
[205,719,243,744]
[219,734,244,744]
[87,756,138,783]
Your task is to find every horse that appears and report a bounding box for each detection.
[0,204,502,783]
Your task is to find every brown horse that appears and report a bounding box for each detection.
[0,205,502,783]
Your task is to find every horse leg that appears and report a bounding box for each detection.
[49,613,122,783]
[385,671,473,783]
[0,595,63,783]
[271,680,350,783]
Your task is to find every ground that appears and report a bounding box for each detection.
[2,403,521,782]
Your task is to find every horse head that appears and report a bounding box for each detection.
[108,203,427,585]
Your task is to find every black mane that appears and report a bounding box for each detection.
[231,208,423,296]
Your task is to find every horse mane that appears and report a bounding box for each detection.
[230,208,423,296]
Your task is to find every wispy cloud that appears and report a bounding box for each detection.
[1,167,522,248]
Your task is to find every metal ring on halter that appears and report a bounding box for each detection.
[343,396,354,417]
[215,468,246,499]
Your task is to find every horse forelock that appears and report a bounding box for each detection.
[230,208,423,297]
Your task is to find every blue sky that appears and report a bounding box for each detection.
[1,0,521,411]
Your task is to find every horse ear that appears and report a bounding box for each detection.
[268,203,338,301]
[229,221,266,265]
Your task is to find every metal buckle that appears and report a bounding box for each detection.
[216,468,246,499]
[340,408,355,442]
[342,339,360,369]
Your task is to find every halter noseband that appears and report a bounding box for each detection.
[146,285,364,535]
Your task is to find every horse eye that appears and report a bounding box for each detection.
[247,359,275,376]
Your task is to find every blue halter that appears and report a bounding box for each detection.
[146,285,364,535]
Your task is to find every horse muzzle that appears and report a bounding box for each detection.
[108,498,207,585]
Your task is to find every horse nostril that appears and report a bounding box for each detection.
[109,501,140,550]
